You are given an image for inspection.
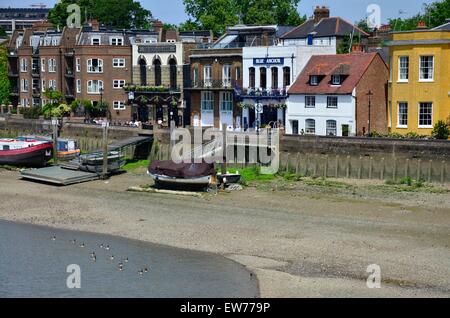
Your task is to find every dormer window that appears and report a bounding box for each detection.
[310,75,319,86]
[110,37,123,46]
[331,75,341,85]
[91,37,101,45]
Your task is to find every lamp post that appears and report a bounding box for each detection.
[366,90,373,136]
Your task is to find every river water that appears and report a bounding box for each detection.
[0,221,258,298]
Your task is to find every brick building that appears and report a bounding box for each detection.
[286,52,388,136]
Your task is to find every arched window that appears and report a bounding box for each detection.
[305,119,316,135]
[271,67,278,89]
[249,67,255,89]
[138,56,147,86]
[168,57,177,90]
[326,120,337,136]
[260,67,267,89]
[283,67,291,88]
[153,58,161,86]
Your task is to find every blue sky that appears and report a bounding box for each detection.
[0,0,435,24]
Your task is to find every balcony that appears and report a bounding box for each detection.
[65,69,75,78]
[64,49,75,57]
[8,69,19,77]
[187,79,240,90]
[10,87,19,96]
[31,68,40,77]
[236,88,288,100]
[124,85,181,94]
[32,89,41,97]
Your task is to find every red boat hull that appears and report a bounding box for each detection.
[0,143,53,167]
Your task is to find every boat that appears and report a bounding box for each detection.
[78,151,125,173]
[19,136,80,160]
[147,160,216,191]
[217,172,242,185]
[0,138,53,167]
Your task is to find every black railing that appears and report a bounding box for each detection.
[188,79,241,89]
[32,68,40,77]
[65,69,74,77]
[32,89,41,97]
[10,87,19,95]
[236,88,288,99]
[124,85,181,93]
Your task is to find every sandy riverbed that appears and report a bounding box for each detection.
[0,168,449,298]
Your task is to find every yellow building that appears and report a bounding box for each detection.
[388,23,450,135]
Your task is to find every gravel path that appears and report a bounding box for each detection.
[0,169,449,298]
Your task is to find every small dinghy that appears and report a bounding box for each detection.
[78,151,125,173]
[147,160,216,191]
[0,138,53,167]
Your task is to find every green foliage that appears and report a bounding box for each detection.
[368,131,429,140]
[43,89,63,105]
[19,106,42,119]
[0,26,6,37]
[0,46,10,105]
[48,0,152,30]
[389,0,450,31]
[123,159,150,171]
[182,0,305,36]
[337,32,362,54]
[432,120,450,140]
[51,103,71,118]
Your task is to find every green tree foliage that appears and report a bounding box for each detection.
[432,120,450,140]
[0,26,7,37]
[389,0,450,31]
[0,46,10,105]
[48,0,152,30]
[182,0,305,35]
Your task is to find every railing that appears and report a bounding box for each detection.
[188,79,240,89]
[32,89,41,97]
[10,87,19,95]
[32,68,40,76]
[65,69,74,77]
[124,85,181,93]
[236,88,288,99]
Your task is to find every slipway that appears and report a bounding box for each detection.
[21,166,100,186]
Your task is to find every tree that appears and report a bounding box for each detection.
[432,120,450,140]
[0,46,10,105]
[48,0,152,30]
[0,26,6,37]
[182,0,305,36]
[389,0,450,31]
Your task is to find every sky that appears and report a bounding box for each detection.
[0,0,436,25]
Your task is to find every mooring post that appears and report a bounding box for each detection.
[441,161,446,184]
[335,155,339,178]
[286,153,290,173]
[428,160,433,183]
[417,159,422,181]
[295,153,300,175]
[102,121,109,179]
[369,157,373,179]
[380,158,385,180]
[405,159,410,179]
[221,123,227,174]
[393,157,397,181]
[346,156,351,178]
[52,118,58,165]
[324,155,329,178]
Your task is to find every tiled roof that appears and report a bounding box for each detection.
[281,17,369,39]
[288,53,380,95]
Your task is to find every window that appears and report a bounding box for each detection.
[419,56,434,81]
[201,91,214,111]
[48,59,56,72]
[222,64,232,87]
[21,98,29,107]
[87,59,103,73]
[305,96,315,108]
[331,75,341,85]
[283,67,291,88]
[113,58,125,68]
[193,67,199,87]
[326,120,337,136]
[260,67,267,89]
[113,101,125,110]
[110,37,123,46]
[236,67,241,81]
[305,119,316,135]
[418,102,433,127]
[41,58,46,72]
[76,58,81,72]
[20,58,28,72]
[41,79,46,92]
[204,65,212,87]
[76,79,81,93]
[398,102,408,127]
[220,92,233,112]
[398,56,409,81]
[91,37,100,45]
[21,79,29,92]
[327,96,338,108]
[48,80,57,90]
[271,67,278,89]
[249,67,255,88]
[310,75,319,86]
[87,80,104,94]
[113,80,126,89]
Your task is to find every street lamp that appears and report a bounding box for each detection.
[366,90,374,136]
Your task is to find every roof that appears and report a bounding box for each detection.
[281,17,369,39]
[288,52,381,95]
[432,20,450,31]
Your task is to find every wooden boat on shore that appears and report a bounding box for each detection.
[0,138,53,167]
[78,151,125,173]
[147,160,215,191]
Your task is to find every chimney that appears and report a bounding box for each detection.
[417,21,427,29]
[351,44,365,53]
[314,6,330,22]
[87,19,100,31]
[152,19,164,34]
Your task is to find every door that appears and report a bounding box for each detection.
[292,120,299,135]
[342,124,349,137]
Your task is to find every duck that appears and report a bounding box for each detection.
[99,244,104,249]
[118,263,124,271]
[138,270,144,276]
[105,245,110,251]
[71,239,77,244]
[123,257,129,263]
[91,255,97,262]
[110,255,114,260]
[144,267,149,273]
[51,235,56,241]
[80,243,85,248]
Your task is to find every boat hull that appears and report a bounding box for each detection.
[147,171,212,191]
[0,143,53,167]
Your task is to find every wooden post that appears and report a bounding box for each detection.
[102,121,109,179]
[221,123,227,174]
[393,157,397,181]
[295,153,300,175]
[286,153,290,173]
[335,155,339,178]
[428,160,433,183]
[405,159,410,179]
[417,159,422,181]
[324,155,329,178]
[380,158,385,180]
[358,156,363,179]
[313,154,318,177]
[369,157,373,179]
[52,118,58,165]
[441,161,446,184]
[346,156,351,178]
